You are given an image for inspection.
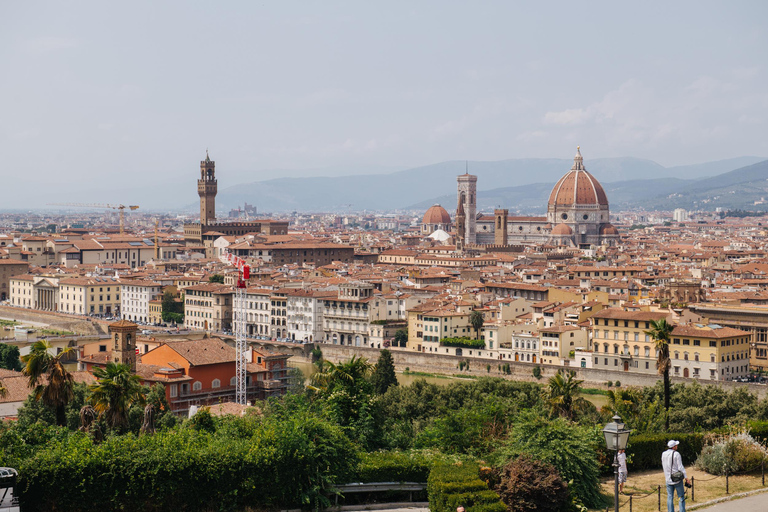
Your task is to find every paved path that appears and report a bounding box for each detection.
[694,491,768,511]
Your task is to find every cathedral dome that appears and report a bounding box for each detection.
[551,223,573,235]
[423,204,451,225]
[599,223,619,235]
[548,147,608,207]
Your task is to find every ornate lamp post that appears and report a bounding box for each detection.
[603,415,631,512]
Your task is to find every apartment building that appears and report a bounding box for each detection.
[589,309,669,373]
[0,259,28,301]
[285,289,327,343]
[10,274,61,311]
[244,288,271,337]
[183,283,233,332]
[322,282,375,346]
[59,277,121,316]
[668,324,750,381]
[121,281,162,323]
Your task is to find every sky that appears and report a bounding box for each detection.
[1,1,768,209]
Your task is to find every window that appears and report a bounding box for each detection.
[170,384,178,398]
[193,381,202,391]
[230,376,237,386]
[211,379,221,388]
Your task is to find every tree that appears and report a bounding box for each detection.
[645,318,674,431]
[161,290,184,323]
[0,381,6,399]
[394,328,408,348]
[309,355,373,397]
[21,339,75,426]
[89,362,145,431]
[371,349,398,395]
[0,344,22,371]
[497,455,570,512]
[470,310,484,340]
[208,274,224,284]
[546,370,589,420]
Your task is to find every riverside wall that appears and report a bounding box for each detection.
[302,342,768,398]
[0,305,106,336]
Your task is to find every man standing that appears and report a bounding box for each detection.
[661,440,690,512]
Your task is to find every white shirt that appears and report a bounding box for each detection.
[661,448,687,485]
[618,452,628,474]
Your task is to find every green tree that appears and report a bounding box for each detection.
[208,274,225,284]
[470,310,484,340]
[161,290,184,323]
[89,362,145,431]
[0,344,22,371]
[546,370,589,420]
[645,318,674,431]
[371,349,398,395]
[394,328,408,347]
[21,339,75,426]
[309,355,373,396]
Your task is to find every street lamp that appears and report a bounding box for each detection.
[603,415,632,512]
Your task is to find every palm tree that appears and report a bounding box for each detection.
[645,318,674,431]
[89,362,145,431]
[21,339,74,427]
[309,355,372,396]
[470,310,484,340]
[546,370,589,420]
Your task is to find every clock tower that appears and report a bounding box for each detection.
[198,151,217,226]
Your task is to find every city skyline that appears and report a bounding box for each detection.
[2,1,767,209]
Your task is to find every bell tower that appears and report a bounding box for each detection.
[109,320,138,371]
[494,209,508,246]
[198,151,217,226]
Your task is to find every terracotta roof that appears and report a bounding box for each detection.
[165,338,240,366]
[422,205,451,225]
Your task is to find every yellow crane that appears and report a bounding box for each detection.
[48,203,140,234]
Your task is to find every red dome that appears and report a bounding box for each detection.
[600,223,619,235]
[551,223,573,235]
[548,148,608,207]
[423,204,451,225]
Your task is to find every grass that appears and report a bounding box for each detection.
[40,329,76,336]
[400,370,453,379]
[591,468,768,512]
[0,319,18,326]
[581,387,610,396]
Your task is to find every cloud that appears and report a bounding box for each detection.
[22,36,79,54]
[543,108,590,126]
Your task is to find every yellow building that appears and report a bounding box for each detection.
[148,298,163,325]
[58,277,121,316]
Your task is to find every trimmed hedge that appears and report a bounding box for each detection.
[356,451,432,483]
[428,462,506,512]
[440,337,485,349]
[627,433,704,471]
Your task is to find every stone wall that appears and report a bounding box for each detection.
[305,342,768,398]
[0,305,106,336]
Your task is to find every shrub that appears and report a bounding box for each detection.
[627,433,704,471]
[532,366,542,379]
[356,451,432,483]
[441,337,485,349]
[496,455,570,512]
[428,462,506,512]
[696,431,768,475]
[492,414,602,508]
[607,381,613,387]
[615,381,621,387]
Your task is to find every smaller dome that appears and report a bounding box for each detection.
[423,204,451,225]
[551,223,572,235]
[600,223,619,235]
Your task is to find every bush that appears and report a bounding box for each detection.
[696,431,768,475]
[496,455,570,512]
[441,337,485,349]
[532,366,542,379]
[492,414,602,508]
[615,381,621,387]
[428,462,506,512]
[607,381,613,387]
[627,433,704,471]
[356,451,432,483]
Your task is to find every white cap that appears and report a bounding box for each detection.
[667,440,679,448]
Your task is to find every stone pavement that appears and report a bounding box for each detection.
[692,490,768,511]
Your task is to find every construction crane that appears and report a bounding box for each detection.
[48,203,139,235]
[220,250,250,405]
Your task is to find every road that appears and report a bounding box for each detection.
[695,491,768,511]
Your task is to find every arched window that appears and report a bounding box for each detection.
[211,379,221,388]
[230,376,237,386]
[193,381,202,391]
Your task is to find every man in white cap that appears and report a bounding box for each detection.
[661,440,690,512]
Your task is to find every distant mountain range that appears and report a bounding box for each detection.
[212,155,766,214]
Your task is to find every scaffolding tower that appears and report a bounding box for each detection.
[221,251,250,405]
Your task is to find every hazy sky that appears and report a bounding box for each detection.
[2,1,767,208]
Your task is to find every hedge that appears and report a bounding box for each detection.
[627,433,705,471]
[440,337,485,349]
[356,451,432,483]
[428,462,506,512]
